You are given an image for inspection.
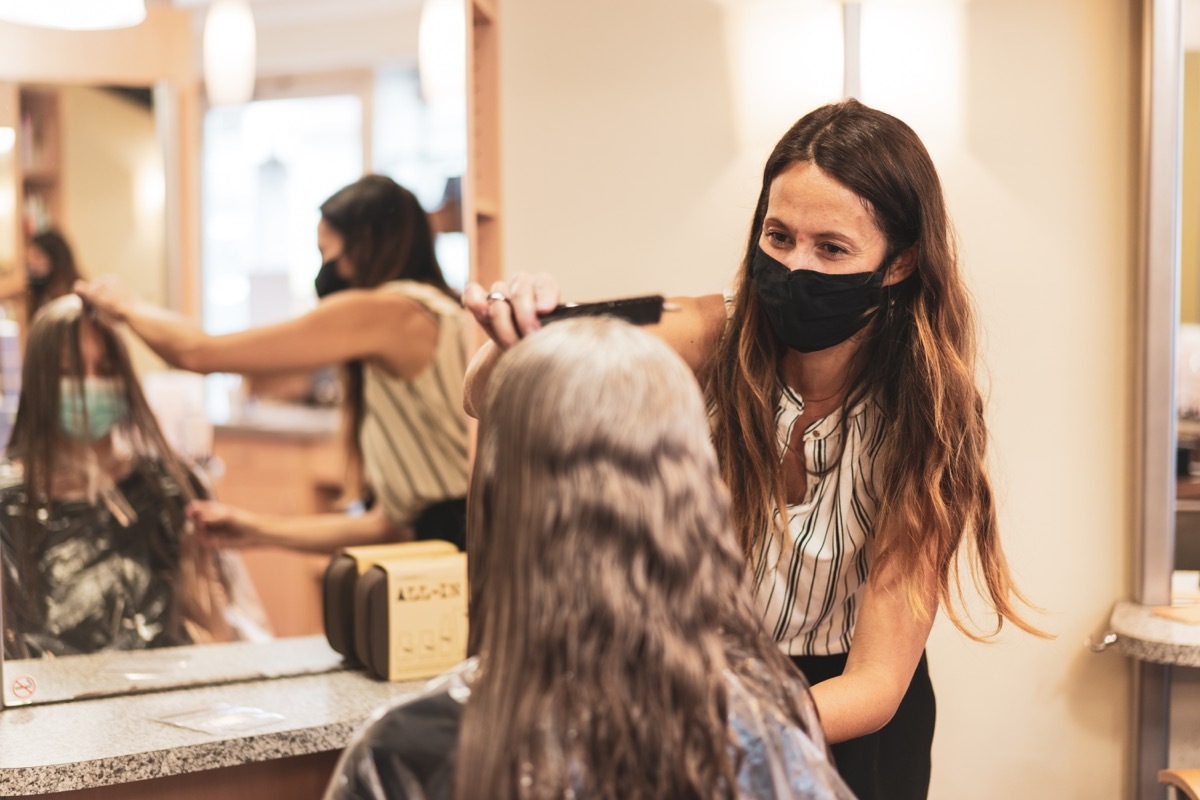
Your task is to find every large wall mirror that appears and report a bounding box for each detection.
[1179,0,1200,567]
[0,7,202,707]
[1135,0,1200,795]
[0,0,466,708]
[1166,8,1200,798]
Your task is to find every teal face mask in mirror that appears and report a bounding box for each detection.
[59,377,129,442]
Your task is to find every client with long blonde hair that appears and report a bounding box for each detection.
[325,317,852,800]
[1,295,259,658]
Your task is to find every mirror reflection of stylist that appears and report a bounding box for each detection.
[76,174,469,552]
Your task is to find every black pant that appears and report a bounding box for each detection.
[411,497,467,551]
[790,651,935,800]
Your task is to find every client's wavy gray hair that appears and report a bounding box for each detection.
[460,316,820,800]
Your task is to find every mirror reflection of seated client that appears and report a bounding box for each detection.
[75,175,469,553]
[323,318,855,800]
[0,296,261,659]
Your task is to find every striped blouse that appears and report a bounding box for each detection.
[359,281,471,526]
[747,383,887,657]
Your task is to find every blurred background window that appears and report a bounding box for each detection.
[199,66,466,418]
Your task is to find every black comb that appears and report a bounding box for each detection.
[537,294,668,326]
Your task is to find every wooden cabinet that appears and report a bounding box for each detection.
[212,429,344,514]
[42,752,340,800]
[210,428,345,638]
[18,86,62,237]
[0,83,65,335]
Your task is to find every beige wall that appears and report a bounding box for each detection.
[917,2,1134,795]
[500,0,1135,796]
[0,6,192,86]
[60,85,167,373]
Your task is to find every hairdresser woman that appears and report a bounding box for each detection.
[77,174,469,552]
[463,100,1042,800]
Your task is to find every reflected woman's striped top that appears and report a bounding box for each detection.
[360,280,470,527]
[748,384,887,657]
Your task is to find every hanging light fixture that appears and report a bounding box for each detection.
[0,0,146,30]
[417,0,466,107]
[203,0,257,107]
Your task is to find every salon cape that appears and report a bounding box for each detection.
[323,658,856,800]
[0,459,267,658]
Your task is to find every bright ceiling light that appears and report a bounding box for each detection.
[0,0,146,30]
[418,0,466,107]
[203,0,257,106]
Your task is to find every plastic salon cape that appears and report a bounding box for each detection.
[324,658,857,800]
[0,459,266,658]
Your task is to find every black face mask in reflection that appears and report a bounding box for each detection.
[314,259,351,298]
[751,245,886,353]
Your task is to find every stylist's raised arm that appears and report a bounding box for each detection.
[461,273,725,418]
[73,274,432,380]
[78,174,472,554]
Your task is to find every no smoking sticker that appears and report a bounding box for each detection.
[11,675,35,700]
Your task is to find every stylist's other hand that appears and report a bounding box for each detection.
[189,500,264,549]
[462,272,561,349]
[74,276,135,322]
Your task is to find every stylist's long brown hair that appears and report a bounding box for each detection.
[708,99,1043,638]
[461,318,818,800]
[318,175,457,495]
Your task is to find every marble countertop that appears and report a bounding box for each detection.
[0,644,427,796]
[2,636,349,707]
[1110,600,1200,667]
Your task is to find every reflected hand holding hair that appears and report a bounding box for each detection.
[461,272,561,348]
[189,500,264,550]
[74,276,136,322]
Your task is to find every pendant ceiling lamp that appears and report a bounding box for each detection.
[203,0,257,107]
[0,0,146,30]
[418,0,466,107]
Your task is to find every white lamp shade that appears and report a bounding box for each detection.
[203,0,257,107]
[0,0,146,30]
[418,0,466,107]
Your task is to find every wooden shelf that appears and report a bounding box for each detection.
[472,0,496,25]
[17,85,62,235]
[467,0,502,287]
[21,168,58,184]
[212,428,344,638]
[474,198,498,219]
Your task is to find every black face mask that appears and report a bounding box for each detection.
[751,245,886,353]
[314,259,351,298]
[26,272,50,290]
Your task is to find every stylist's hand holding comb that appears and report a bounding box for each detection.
[462,272,561,349]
